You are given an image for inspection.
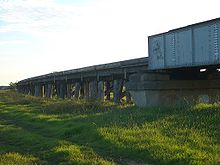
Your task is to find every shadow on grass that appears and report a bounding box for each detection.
[0,91,219,164]
[0,102,175,164]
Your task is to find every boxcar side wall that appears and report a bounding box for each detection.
[148,19,220,70]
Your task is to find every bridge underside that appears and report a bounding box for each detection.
[17,57,220,107]
[126,67,220,107]
[17,57,148,104]
[18,79,131,104]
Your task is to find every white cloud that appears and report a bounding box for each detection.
[0,40,28,45]
[0,0,83,35]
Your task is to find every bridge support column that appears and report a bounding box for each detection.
[74,82,81,99]
[83,82,89,100]
[30,85,35,96]
[89,81,98,100]
[45,84,53,98]
[55,83,59,98]
[113,79,123,104]
[24,86,29,94]
[80,83,84,99]
[34,84,42,97]
[58,82,66,99]
[67,83,72,98]
[42,85,46,97]
[21,86,25,94]
[98,81,104,101]
[105,81,111,101]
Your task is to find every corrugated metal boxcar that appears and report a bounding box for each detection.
[148,18,220,70]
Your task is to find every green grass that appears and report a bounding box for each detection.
[0,90,219,165]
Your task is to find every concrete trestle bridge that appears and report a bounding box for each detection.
[17,57,148,104]
[17,18,220,107]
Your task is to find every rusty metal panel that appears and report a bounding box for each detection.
[148,35,164,69]
[149,18,220,70]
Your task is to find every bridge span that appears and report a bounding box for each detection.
[17,18,220,107]
[17,57,148,103]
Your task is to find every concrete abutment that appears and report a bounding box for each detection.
[126,73,220,107]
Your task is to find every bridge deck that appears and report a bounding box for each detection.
[18,57,148,85]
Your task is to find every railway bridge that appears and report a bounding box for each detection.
[17,18,220,107]
[17,57,148,104]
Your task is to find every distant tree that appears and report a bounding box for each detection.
[9,82,17,89]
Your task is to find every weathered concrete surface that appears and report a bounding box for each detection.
[105,81,111,101]
[67,84,72,98]
[98,81,104,101]
[34,84,42,97]
[127,73,220,107]
[89,81,98,100]
[74,82,80,99]
[83,82,89,100]
[17,57,148,104]
[56,82,67,99]
[59,83,65,99]
[30,85,35,96]
[113,79,123,104]
[45,84,53,98]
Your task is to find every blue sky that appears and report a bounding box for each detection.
[0,0,220,85]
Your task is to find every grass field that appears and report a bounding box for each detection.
[0,90,219,165]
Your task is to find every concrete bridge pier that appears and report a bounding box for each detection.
[30,85,35,96]
[55,83,60,98]
[58,82,67,99]
[80,83,84,99]
[42,85,46,97]
[98,81,104,101]
[24,85,30,95]
[22,86,26,94]
[105,81,111,101]
[45,84,53,98]
[74,82,81,99]
[66,83,72,98]
[34,84,42,97]
[18,85,25,94]
[126,73,220,107]
[113,79,123,104]
[89,80,98,100]
[83,81,89,100]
